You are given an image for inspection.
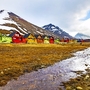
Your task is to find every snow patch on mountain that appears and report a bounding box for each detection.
[0,25,17,31]
[42,23,62,34]
[0,10,28,35]
[0,10,16,24]
[42,24,73,39]
[36,31,43,35]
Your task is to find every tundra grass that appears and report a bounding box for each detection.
[62,69,90,90]
[0,43,90,86]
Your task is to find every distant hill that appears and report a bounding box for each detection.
[74,33,90,39]
[42,23,73,39]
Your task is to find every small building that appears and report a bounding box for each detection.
[0,33,2,43]
[43,36,50,44]
[49,36,54,44]
[64,38,69,43]
[61,38,64,42]
[2,35,12,43]
[0,33,12,43]
[9,31,25,43]
[35,34,44,43]
[60,38,69,43]
[54,38,60,44]
[24,33,37,44]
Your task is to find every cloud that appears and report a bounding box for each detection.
[80,11,90,21]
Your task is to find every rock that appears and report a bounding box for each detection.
[1,71,4,74]
[49,74,54,81]
[84,74,89,80]
[76,86,83,90]
[85,64,88,66]
[41,65,45,68]
[22,82,25,85]
[4,69,7,71]
[7,68,11,70]
[66,86,72,90]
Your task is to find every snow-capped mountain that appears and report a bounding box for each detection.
[42,24,73,39]
[74,33,90,39]
[0,10,59,38]
[0,10,27,34]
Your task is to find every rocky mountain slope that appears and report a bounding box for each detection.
[0,10,59,38]
[42,24,73,39]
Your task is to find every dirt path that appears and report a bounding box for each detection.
[0,48,90,90]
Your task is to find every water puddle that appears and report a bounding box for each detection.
[1,48,90,90]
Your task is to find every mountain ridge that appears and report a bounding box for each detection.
[0,10,73,39]
[42,23,73,39]
[74,33,90,39]
[0,10,59,38]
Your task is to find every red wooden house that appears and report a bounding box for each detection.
[64,38,69,43]
[9,31,26,43]
[49,36,54,44]
[61,38,69,43]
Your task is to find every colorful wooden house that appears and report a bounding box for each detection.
[9,31,26,43]
[49,36,54,44]
[24,33,37,44]
[0,33,12,43]
[0,33,2,43]
[2,35,12,43]
[54,38,60,44]
[43,36,50,44]
[61,38,64,42]
[64,38,69,43]
[35,34,44,43]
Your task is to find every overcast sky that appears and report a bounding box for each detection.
[0,0,90,36]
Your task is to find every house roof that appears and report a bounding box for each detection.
[9,31,20,37]
[48,36,54,38]
[35,34,42,38]
[43,35,49,39]
[24,33,30,38]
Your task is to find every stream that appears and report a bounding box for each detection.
[0,48,90,90]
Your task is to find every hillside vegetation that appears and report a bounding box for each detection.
[0,43,90,86]
[0,29,10,34]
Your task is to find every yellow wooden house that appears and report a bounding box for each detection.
[24,33,37,44]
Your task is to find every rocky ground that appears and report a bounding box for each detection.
[63,69,90,90]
